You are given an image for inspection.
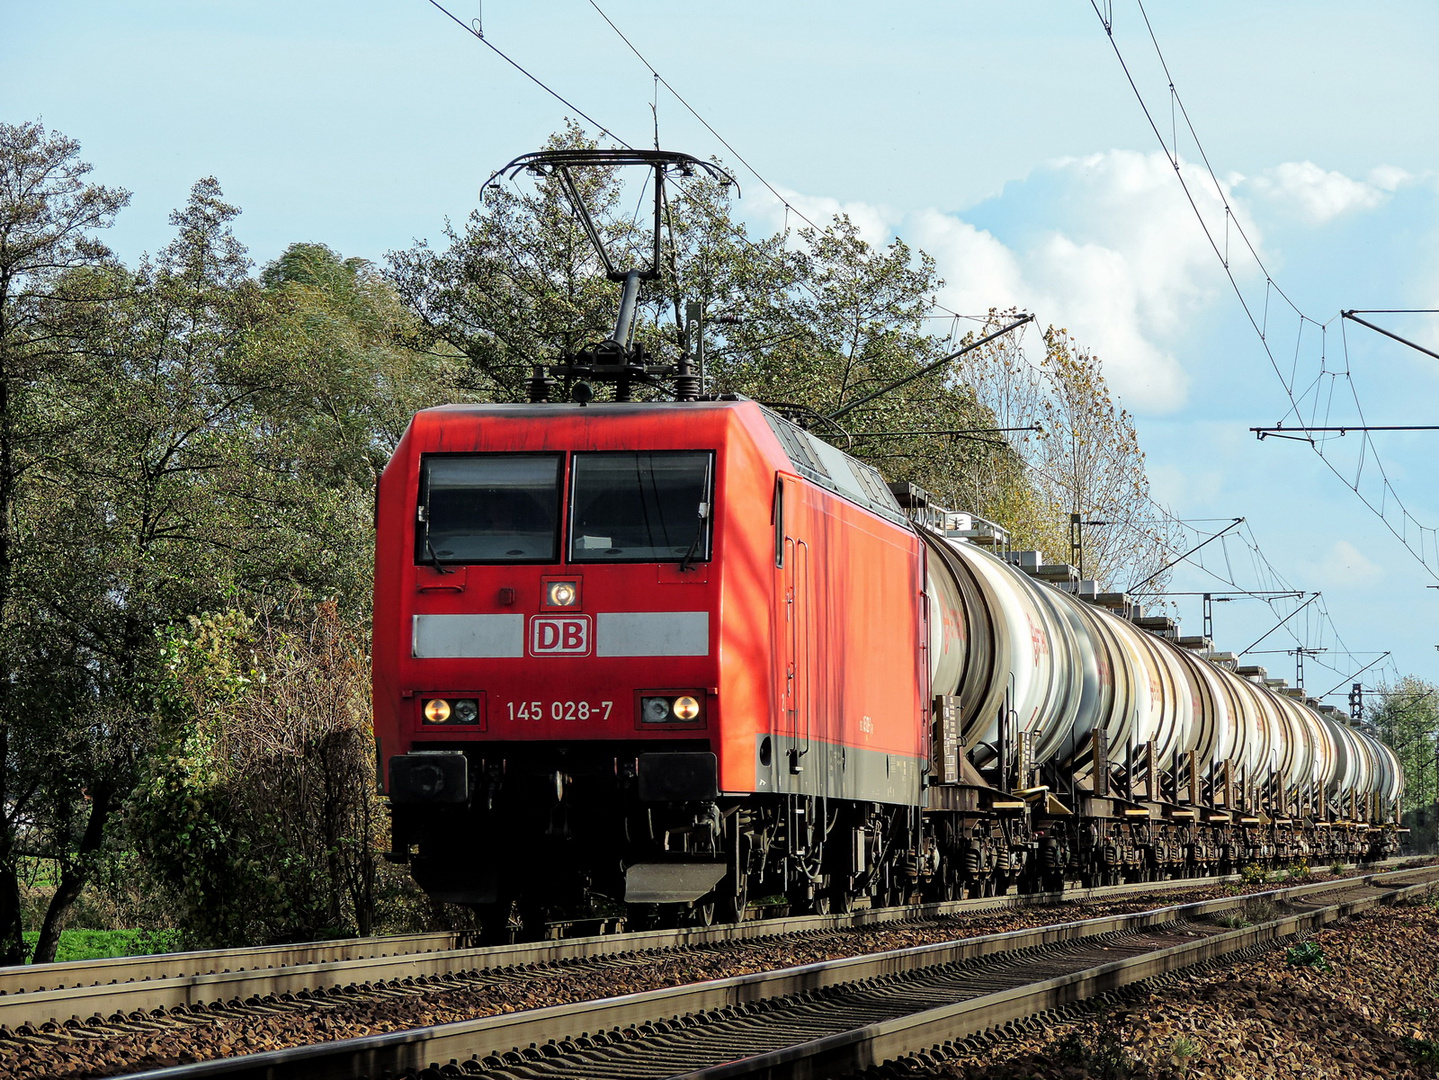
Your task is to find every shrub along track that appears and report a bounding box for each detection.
[1,863,1434,1080]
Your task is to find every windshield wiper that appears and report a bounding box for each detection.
[417,503,454,575]
[678,502,710,573]
[426,537,455,575]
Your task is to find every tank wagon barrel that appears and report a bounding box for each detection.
[911,490,1401,888]
[922,522,1399,819]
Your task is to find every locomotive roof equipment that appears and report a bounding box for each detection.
[482,149,736,404]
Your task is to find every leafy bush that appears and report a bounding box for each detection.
[1051,1014,1144,1079]
[128,604,385,948]
[1401,1036,1439,1067]
[1240,863,1268,886]
[1285,939,1333,972]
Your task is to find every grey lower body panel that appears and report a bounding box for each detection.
[753,734,925,805]
[624,862,727,904]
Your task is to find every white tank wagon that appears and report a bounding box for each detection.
[916,514,1403,889]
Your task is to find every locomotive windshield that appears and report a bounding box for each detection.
[569,451,713,563]
[416,453,562,564]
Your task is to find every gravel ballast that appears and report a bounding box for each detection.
[922,896,1439,1080]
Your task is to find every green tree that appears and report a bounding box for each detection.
[120,240,469,947]
[0,120,130,963]
[956,319,1179,590]
[0,123,464,958]
[388,128,1030,526]
[1369,676,1438,849]
[17,176,279,963]
[110,229,465,947]
[388,125,630,400]
[252,241,469,607]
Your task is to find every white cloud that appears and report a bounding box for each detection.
[1241,161,1411,224]
[751,185,899,248]
[1043,151,1253,339]
[746,156,1209,413]
[1307,539,1384,588]
[739,150,1424,417]
[910,149,1229,413]
[905,210,1026,313]
[1368,164,1412,193]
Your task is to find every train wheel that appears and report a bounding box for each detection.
[936,869,961,902]
[689,899,717,927]
[718,885,749,923]
[718,828,751,923]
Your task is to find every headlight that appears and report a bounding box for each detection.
[421,698,482,725]
[640,694,703,724]
[546,580,579,607]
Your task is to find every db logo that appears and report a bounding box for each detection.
[529,615,591,656]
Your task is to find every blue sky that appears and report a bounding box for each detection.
[5,1,1438,700]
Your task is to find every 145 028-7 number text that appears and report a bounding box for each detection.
[506,700,614,722]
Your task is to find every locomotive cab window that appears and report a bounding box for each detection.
[416,453,562,565]
[569,451,713,563]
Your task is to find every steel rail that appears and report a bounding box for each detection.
[0,863,1358,1030]
[9,855,1422,1003]
[674,873,1439,1080]
[105,864,1439,1080]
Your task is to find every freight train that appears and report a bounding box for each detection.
[373,147,1401,937]
[372,396,1404,935]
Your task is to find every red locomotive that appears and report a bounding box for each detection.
[374,398,931,930]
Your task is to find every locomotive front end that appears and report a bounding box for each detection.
[373,402,756,931]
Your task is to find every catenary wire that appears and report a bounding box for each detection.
[418,0,1381,683]
[1087,0,1439,582]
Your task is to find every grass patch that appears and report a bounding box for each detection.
[21,928,182,964]
[1215,897,1277,929]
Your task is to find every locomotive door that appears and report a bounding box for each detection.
[779,478,813,779]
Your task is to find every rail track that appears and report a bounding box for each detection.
[0,859,1418,1036]
[7,861,1434,1080]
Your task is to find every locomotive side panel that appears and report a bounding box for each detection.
[757,473,927,806]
